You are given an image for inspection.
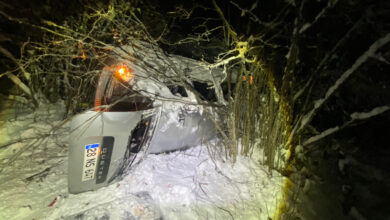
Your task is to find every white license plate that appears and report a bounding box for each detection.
[81,143,100,182]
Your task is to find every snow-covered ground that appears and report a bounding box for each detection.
[0,100,285,220]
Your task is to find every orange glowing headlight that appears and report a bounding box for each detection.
[115,65,133,82]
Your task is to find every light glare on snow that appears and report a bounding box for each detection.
[0,100,286,220]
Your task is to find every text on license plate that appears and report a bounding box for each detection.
[82,143,100,181]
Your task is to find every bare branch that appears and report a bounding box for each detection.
[299,0,340,34]
[371,52,390,65]
[3,72,32,97]
[0,46,31,81]
[212,0,238,45]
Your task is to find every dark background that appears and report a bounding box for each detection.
[1,0,389,219]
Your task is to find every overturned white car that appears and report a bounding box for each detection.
[68,42,223,193]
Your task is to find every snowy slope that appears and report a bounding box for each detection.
[0,100,285,220]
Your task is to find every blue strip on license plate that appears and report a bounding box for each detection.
[85,143,99,150]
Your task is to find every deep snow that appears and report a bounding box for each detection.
[0,100,285,219]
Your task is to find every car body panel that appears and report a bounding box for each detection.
[68,103,216,193]
[147,104,215,153]
[68,111,143,193]
[68,42,219,193]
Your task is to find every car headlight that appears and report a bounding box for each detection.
[114,64,133,82]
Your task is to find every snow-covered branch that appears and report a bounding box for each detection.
[295,33,390,134]
[294,19,362,102]
[350,105,390,120]
[303,105,390,146]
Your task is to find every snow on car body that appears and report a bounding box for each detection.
[68,41,221,193]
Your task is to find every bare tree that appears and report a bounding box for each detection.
[1,0,389,177]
